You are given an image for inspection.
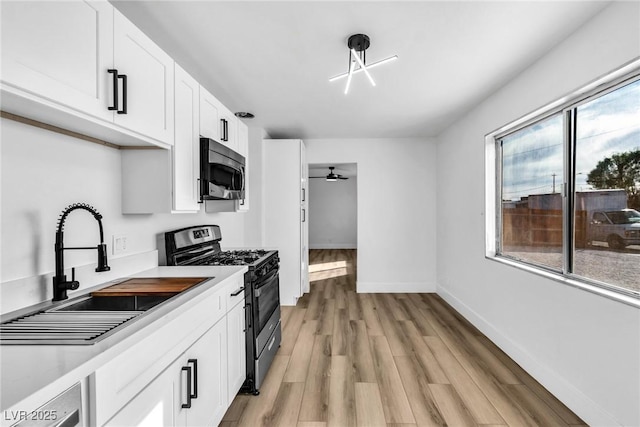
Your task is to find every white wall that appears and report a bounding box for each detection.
[305,138,436,293]
[1,118,247,314]
[435,3,640,426]
[308,177,357,249]
[242,126,265,247]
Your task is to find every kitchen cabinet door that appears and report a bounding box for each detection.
[173,64,201,212]
[264,139,308,305]
[227,300,247,403]
[182,319,228,427]
[199,87,220,141]
[104,365,176,427]
[219,106,239,152]
[113,8,174,145]
[1,0,114,121]
[300,144,310,294]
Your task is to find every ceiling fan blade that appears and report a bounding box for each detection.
[338,176,349,180]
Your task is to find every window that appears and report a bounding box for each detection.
[500,114,564,271]
[491,68,640,300]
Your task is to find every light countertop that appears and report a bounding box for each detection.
[0,265,247,417]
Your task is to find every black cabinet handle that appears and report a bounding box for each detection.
[245,302,252,329]
[188,359,198,399]
[220,118,226,141]
[231,286,245,297]
[302,208,306,223]
[302,188,306,202]
[225,119,229,141]
[108,69,118,111]
[181,366,192,408]
[242,304,247,332]
[118,74,127,114]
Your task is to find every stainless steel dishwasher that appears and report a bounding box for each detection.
[8,383,82,427]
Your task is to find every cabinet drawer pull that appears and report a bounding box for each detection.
[231,286,245,297]
[188,358,198,399]
[181,366,192,408]
[108,69,118,111]
[268,335,276,351]
[118,74,127,114]
[245,302,252,329]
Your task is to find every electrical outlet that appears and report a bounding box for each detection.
[112,234,128,255]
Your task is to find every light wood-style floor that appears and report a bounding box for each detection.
[220,249,587,427]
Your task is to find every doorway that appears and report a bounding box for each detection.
[306,163,357,289]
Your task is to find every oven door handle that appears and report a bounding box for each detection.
[255,268,280,291]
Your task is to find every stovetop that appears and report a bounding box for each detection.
[199,250,273,266]
[162,225,278,269]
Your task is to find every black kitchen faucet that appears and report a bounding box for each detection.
[53,203,111,301]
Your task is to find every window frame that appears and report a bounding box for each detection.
[485,59,640,308]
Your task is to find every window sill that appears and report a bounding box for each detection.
[486,255,640,309]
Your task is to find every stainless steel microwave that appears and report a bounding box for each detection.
[199,138,246,201]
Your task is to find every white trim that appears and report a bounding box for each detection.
[309,243,357,249]
[437,284,624,427]
[357,281,435,293]
[488,256,640,308]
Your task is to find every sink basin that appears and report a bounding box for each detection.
[51,295,172,312]
[0,277,211,345]
[0,295,175,345]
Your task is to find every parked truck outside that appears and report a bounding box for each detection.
[587,208,640,249]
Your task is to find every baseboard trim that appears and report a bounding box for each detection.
[309,243,357,249]
[357,281,436,293]
[436,284,622,427]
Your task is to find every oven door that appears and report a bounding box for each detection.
[254,267,280,333]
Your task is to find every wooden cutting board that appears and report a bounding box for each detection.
[92,277,209,297]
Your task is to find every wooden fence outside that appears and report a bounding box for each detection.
[502,209,587,247]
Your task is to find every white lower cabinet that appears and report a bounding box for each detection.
[103,368,174,427]
[104,320,226,427]
[174,318,228,426]
[95,274,246,427]
[226,299,247,402]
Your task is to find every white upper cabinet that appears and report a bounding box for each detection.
[112,8,174,145]
[1,1,114,121]
[1,1,174,148]
[173,64,201,212]
[121,63,199,214]
[199,86,220,141]
[201,92,238,152]
[219,105,239,152]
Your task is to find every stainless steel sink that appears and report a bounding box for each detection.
[0,295,174,345]
[51,295,171,312]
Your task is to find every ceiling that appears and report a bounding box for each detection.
[112,1,610,140]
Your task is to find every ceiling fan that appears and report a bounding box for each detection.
[310,167,349,182]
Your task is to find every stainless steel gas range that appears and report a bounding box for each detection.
[160,225,281,395]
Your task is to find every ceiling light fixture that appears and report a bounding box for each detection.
[235,112,254,119]
[329,34,397,93]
